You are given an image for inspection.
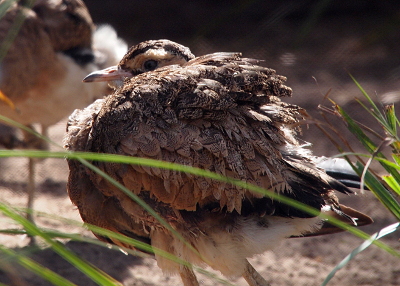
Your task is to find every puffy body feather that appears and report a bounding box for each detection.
[64,50,370,278]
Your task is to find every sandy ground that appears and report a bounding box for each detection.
[0,113,399,286]
[1,1,400,285]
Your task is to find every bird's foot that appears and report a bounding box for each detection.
[243,260,271,286]
[179,265,199,286]
[22,126,48,151]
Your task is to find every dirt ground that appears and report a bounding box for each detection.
[1,1,400,285]
[0,122,398,286]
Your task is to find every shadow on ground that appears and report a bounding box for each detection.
[0,241,144,286]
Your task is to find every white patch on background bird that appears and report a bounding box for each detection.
[93,24,128,68]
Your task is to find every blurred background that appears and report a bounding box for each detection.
[1,1,400,285]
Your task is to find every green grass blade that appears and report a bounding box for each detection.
[354,162,400,221]
[0,182,234,284]
[83,224,235,285]
[0,0,33,64]
[0,227,150,259]
[354,98,396,138]
[336,106,400,183]
[76,157,206,264]
[0,0,15,20]
[0,115,62,150]
[321,222,400,286]
[384,104,398,138]
[374,156,400,171]
[348,74,385,121]
[349,75,399,140]
[1,149,399,258]
[382,175,400,197]
[0,245,77,286]
[0,213,234,285]
[0,202,123,286]
[393,154,400,166]
[336,105,378,154]
[327,153,400,221]
[342,153,400,172]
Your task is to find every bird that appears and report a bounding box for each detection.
[0,0,126,224]
[64,39,373,286]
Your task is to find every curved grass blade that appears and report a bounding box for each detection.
[321,222,400,286]
[0,202,123,286]
[337,152,400,172]
[354,161,400,221]
[0,149,399,258]
[393,154,400,165]
[83,224,236,286]
[0,115,61,150]
[336,105,400,183]
[1,201,235,285]
[382,175,400,197]
[0,0,35,63]
[348,74,384,121]
[334,152,400,219]
[384,104,398,139]
[0,0,15,19]
[0,209,235,286]
[0,245,77,286]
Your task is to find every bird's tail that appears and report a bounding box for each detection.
[292,204,373,237]
[316,157,367,190]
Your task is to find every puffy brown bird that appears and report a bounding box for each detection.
[0,0,126,223]
[64,39,372,286]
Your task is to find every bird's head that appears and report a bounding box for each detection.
[83,39,195,88]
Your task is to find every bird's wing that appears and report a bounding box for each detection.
[65,54,351,220]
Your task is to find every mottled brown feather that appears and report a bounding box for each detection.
[64,41,372,283]
[65,49,351,217]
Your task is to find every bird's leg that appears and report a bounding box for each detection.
[179,265,199,286]
[242,260,271,286]
[24,124,49,244]
[26,157,37,245]
[24,124,49,222]
[40,125,49,150]
[22,124,47,150]
[26,158,36,221]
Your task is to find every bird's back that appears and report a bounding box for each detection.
[64,46,373,281]
[66,51,353,223]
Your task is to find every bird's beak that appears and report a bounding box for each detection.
[0,90,16,110]
[82,66,132,82]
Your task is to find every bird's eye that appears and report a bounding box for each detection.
[143,60,158,71]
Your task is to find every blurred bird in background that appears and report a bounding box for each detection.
[65,39,372,286]
[0,0,127,224]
